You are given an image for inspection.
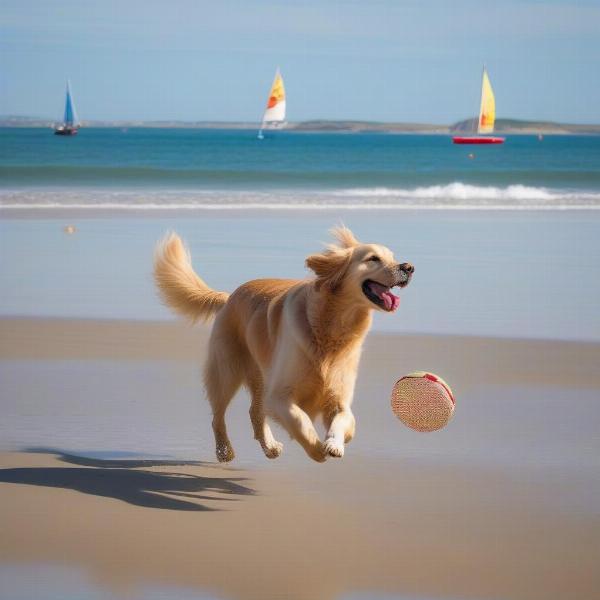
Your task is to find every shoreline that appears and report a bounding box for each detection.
[3,184,600,216]
[2,206,600,219]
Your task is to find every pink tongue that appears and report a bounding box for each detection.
[389,292,401,311]
[370,283,400,311]
[381,291,400,311]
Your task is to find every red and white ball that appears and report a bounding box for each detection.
[391,371,455,432]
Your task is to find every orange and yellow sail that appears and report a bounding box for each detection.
[262,69,286,125]
[478,69,496,134]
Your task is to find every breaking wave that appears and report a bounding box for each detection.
[1,183,600,211]
[334,183,600,204]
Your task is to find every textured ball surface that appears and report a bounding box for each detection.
[391,371,455,432]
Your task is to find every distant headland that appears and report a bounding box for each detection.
[1,115,599,135]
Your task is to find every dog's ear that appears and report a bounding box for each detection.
[330,225,359,249]
[306,248,353,291]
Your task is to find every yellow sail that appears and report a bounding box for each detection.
[478,68,495,134]
[267,72,285,109]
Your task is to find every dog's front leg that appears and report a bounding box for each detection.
[269,399,327,463]
[323,409,355,458]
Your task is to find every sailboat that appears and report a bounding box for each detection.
[257,68,286,139]
[452,67,504,144]
[54,80,80,136]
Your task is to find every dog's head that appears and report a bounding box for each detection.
[305,226,414,313]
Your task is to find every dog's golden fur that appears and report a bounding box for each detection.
[154,226,413,462]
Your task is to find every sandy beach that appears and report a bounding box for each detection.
[1,316,599,600]
[2,449,598,600]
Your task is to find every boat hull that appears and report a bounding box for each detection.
[452,136,504,144]
[54,126,79,136]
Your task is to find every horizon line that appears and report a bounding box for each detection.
[2,115,600,127]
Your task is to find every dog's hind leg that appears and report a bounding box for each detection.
[246,373,283,459]
[204,351,241,463]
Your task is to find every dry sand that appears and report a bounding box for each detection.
[1,318,599,600]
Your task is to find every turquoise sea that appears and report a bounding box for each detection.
[1,128,600,209]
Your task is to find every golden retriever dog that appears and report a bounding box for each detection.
[154,226,413,463]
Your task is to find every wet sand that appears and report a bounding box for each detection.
[1,318,599,600]
[1,451,599,600]
[3,316,600,386]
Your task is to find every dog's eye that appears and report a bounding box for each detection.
[366,255,381,263]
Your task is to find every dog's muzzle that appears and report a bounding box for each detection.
[396,263,414,287]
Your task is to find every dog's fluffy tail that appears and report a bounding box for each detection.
[154,233,229,323]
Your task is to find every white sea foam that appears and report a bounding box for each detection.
[335,183,600,203]
[1,184,600,211]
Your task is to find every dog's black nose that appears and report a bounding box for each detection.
[399,262,414,274]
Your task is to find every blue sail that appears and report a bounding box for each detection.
[63,81,78,126]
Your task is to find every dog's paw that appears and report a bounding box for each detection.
[216,442,235,463]
[306,442,328,463]
[324,437,344,458]
[262,440,283,459]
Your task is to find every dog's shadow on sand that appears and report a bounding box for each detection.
[0,448,254,512]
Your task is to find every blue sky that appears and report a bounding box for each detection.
[1,0,599,123]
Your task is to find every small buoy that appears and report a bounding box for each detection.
[468,153,475,160]
[63,225,76,235]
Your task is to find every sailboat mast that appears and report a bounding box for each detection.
[477,65,486,135]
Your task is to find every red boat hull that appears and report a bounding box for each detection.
[452,136,504,144]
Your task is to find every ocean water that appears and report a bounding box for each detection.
[1,128,600,209]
